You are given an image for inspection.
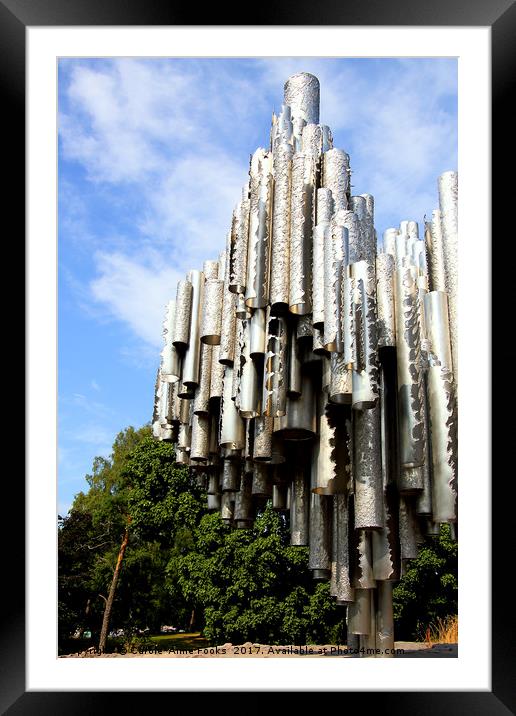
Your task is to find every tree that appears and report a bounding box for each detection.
[175,503,347,645]
[393,524,458,640]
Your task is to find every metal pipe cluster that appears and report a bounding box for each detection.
[151,72,458,655]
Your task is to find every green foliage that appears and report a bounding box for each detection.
[173,504,346,645]
[59,421,457,651]
[393,524,458,640]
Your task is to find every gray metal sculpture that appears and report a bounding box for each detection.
[152,72,458,657]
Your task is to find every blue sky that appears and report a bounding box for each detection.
[58,57,457,515]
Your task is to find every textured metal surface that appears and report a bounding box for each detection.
[173,279,193,349]
[249,307,266,357]
[425,291,457,523]
[253,416,273,461]
[252,463,272,497]
[221,492,235,523]
[245,149,273,309]
[193,343,212,416]
[308,492,331,578]
[287,325,303,398]
[394,266,425,468]
[348,588,371,635]
[160,300,181,383]
[322,149,349,212]
[323,222,345,351]
[353,405,384,530]
[229,196,250,295]
[382,228,398,258]
[209,344,224,401]
[329,353,352,405]
[222,458,240,492]
[351,260,379,409]
[284,72,320,125]
[200,278,223,345]
[219,366,245,450]
[438,171,458,383]
[219,290,236,366]
[313,223,329,330]
[316,187,334,226]
[376,253,396,348]
[301,123,323,159]
[426,209,447,292]
[182,270,205,387]
[398,495,419,560]
[275,373,316,439]
[234,472,253,523]
[189,413,210,463]
[296,314,313,342]
[375,581,394,656]
[262,311,288,417]
[312,390,349,495]
[330,494,354,602]
[290,465,310,545]
[237,319,260,418]
[270,142,293,313]
[289,152,316,315]
[203,259,219,280]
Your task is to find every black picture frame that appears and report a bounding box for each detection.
[5,0,509,711]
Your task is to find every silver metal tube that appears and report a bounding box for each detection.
[192,343,212,416]
[235,471,253,526]
[426,209,447,292]
[182,270,205,388]
[262,311,288,417]
[348,589,371,635]
[323,224,346,351]
[229,194,250,295]
[222,458,240,492]
[353,404,384,530]
[375,581,394,657]
[312,225,327,331]
[375,253,396,348]
[330,494,354,602]
[287,324,303,398]
[189,413,210,463]
[270,143,293,313]
[249,307,266,357]
[289,152,316,315]
[209,344,224,401]
[321,148,349,212]
[160,300,181,383]
[351,260,380,409]
[394,265,425,468]
[275,372,316,439]
[200,278,223,345]
[245,149,273,309]
[424,291,457,523]
[172,279,193,349]
[253,416,273,461]
[236,319,260,418]
[312,390,349,495]
[252,463,272,497]
[290,464,310,545]
[219,365,245,450]
[284,72,320,125]
[438,170,458,383]
[329,353,352,405]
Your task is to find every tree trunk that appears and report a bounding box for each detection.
[98,524,130,653]
[189,608,195,632]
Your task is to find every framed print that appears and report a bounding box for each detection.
[4,0,511,710]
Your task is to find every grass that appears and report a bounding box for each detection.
[423,615,458,645]
[149,632,210,651]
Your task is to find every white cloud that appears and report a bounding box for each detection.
[89,249,182,348]
[60,58,457,347]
